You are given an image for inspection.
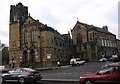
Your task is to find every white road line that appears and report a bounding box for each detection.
[42,79,79,82]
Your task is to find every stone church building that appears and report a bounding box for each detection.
[9,3,72,68]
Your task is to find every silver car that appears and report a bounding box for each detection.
[1,68,42,84]
[98,57,108,62]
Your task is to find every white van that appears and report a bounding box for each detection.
[112,55,119,62]
[70,58,85,66]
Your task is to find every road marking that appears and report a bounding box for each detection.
[57,73,61,75]
[42,79,79,82]
[68,73,72,74]
[56,72,91,75]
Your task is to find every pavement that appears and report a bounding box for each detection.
[1,65,72,73]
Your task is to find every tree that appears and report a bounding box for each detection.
[2,47,9,65]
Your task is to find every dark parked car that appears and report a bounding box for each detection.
[1,68,42,84]
[79,62,120,84]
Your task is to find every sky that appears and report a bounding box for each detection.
[0,0,119,46]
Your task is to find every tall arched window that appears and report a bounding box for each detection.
[14,15,17,21]
[76,33,82,52]
[24,31,28,43]
[76,33,82,46]
[31,31,34,42]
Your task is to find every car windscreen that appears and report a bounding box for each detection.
[76,58,81,61]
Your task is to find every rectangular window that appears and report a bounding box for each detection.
[110,41,112,47]
[104,40,107,47]
[102,39,104,46]
[107,40,109,47]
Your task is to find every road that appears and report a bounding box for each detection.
[0,62,111,84]
[41,62,108,80]
[0,80,79,84]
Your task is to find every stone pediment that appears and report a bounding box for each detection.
[71,21,86,32]
[24,15,36,25]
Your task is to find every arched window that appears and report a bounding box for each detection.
[76,33,82,46]
[14,15,17,21]
[24,31,28,43]
[76,33,82,52]
[31,31,34,42]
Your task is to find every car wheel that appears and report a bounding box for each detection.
[72,64,74,66]
[77,63,79,66]
[19,77,25,84]
[33,80,37,83]
[84,80,93,84]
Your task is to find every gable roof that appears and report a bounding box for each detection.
[71,21,115,36]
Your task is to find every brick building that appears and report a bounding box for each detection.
[71,21,118,62]
[9,3,72,68]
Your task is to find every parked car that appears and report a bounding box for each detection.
[79,62,120,84]
[1,68,42,84]
[107,57,113,61]
[70,58,85,66]
[98,57,108,62]
[112,55,119,62]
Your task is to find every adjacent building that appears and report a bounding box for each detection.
[117,39,120,56]
[0,41,9,66]
[71,21,118,62]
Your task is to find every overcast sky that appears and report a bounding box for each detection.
[0,0,119,46]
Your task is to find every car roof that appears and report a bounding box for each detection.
[10,68,35,71]
[22,68,35,71]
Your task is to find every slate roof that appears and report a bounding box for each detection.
[72,21,115,36]
[86,24,114,35]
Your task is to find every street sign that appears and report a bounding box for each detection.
[47,54,51,59]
